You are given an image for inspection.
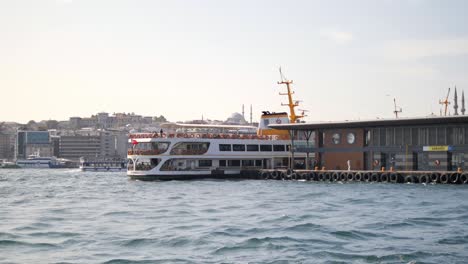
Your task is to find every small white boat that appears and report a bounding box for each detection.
[16,154,74,169]
[79,157,127,171]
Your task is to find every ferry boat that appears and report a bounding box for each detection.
[79,157,127,172]
[16,154,75,169]
[127,73,312,180]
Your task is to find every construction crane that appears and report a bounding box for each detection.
[439,87,451,116]
[393,98,402,118]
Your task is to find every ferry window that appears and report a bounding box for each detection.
[242,160,255,167]
[255,160,262,167]
[219,160,226,167]
[171,142,210,155]
[273,145,285,152]
[151,142,170,152]
[247,144,259,151]
[219,144,231,151]
[228,160,241,167]
[233,144,245,151]
[199,160,212,167]
[286,145,290,151]
[260,145,272,151]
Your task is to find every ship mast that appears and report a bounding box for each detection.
[278,68,304,123]
[393,98,402,118]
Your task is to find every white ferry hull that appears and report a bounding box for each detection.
[128,169,248,181]
[80,167,126,172]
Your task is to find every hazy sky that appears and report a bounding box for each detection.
[1,0,468,123]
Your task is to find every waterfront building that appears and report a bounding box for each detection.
[68,112,158,129]
[0,133,13,160]
[15,131,53,160]
[58,130,128,161]
[59,134,101,161]
[271,115,468,172]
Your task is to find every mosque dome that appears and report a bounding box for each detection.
[225,112,247,125]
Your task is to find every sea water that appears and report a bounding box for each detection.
[1,169,468,264]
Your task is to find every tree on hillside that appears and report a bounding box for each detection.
[153,115,167,123]
[26,120,38,130]
[46,120,59,129]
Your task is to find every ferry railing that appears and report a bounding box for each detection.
[129,133,282,140]
[127,149,166,155]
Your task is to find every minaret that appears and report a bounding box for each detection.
[242,104,245,119]
[462,90,466,115]
[454,86,459,115]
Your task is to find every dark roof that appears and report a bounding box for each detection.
[269,115,468,130]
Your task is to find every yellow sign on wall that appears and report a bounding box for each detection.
[423,146,452,151]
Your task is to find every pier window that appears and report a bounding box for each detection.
[412,128,419,145]
[428,127,437,145]
[371,129,379,147]
[447,127,453,145]
[365,130,371,146]
[395,128,403,145]
[219,144,231,151]
[273,144,286,152]
[385,128,394,146]
[419,128,428,145]
[464,126,468,144]
[247,144,259,151]
[437,127,446,145]
[379,128,386,146]
[260,144,272,151]
[198,160,212,167]
[454,127,464,145]
[403,128,411,145]
[233,144,245,151]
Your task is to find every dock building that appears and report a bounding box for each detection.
[270,115,468,172]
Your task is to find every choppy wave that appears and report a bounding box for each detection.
[0,169,467,263]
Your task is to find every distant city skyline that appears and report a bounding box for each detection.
[1,0,468,123]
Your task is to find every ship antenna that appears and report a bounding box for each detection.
[277,67,304,123]
[393,98,402,118]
